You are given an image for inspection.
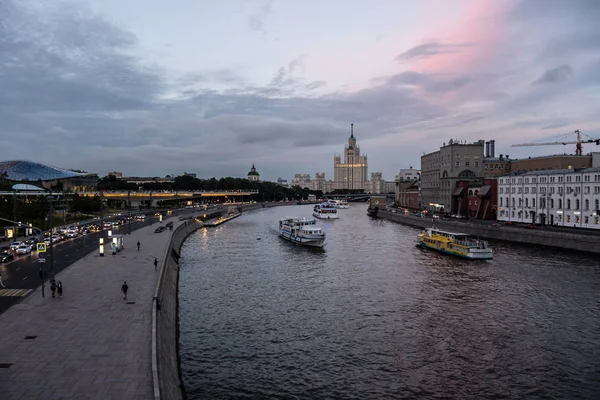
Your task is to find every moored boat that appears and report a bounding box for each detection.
[278,217,326,247]
[313,202,339,219]
[416,228,493,260]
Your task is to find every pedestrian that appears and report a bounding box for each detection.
[121,281,129,300]
[50,280,56,298]
[0,271,5,288]
[137,241,140,251]
[57,281,63,298]
[154,258,158,271]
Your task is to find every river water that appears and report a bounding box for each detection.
[178,204,600,399]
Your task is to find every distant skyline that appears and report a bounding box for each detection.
[1,0,600,181]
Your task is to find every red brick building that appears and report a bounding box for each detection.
[452,179,498,220]
[396,180,420,210]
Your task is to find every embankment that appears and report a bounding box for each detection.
[377,210,600,255]
[154,219,203,400]
[153,202,316,399]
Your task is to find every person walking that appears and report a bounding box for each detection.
[121,281,129,300]
[137,241,140,251]
[57,281,63,298]
[154,258,158,271]
[50,280,57,298]
[0,270,5,288]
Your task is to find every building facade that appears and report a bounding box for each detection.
[510,154,592,172]
[334,124,369,191]
[452,179,498,220]
[440,139,485,213]
[396,180,420,210]
[497,167,600,229]
[420,150,440,211]
[397,167,420,182]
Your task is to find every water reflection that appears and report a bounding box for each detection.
[179,204,600,399]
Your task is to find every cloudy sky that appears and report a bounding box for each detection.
[1,0,599,181]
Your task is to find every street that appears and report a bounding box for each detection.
[0,206,215,314]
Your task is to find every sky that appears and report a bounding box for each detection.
[1,0,600,181]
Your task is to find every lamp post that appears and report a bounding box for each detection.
[48,196,55,278]
[12,191,17,243]
[128,190,131,235]
[99,191,105,256]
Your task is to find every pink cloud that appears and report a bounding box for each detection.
[408,0,518,75]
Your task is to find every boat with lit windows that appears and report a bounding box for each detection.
[334,199,349,209]
[278,217,326,247]
[313,202,339,219]
[416,228,493,260]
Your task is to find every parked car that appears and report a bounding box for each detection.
[0,249,14,263]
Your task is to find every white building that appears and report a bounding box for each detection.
[396,167,420,182]
[497,167,600,229]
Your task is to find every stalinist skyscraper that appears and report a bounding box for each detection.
[333,123,369,191]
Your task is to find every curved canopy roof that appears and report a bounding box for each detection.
[12,183,45,191]
[0,160,91,182]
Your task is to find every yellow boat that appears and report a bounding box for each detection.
[416,228,493,260]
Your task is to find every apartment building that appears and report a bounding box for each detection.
[497,167,600,229]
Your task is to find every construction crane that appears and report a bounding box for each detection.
[511,130,600,156]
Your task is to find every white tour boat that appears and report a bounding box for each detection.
[335,200,349,209]
[313,202,339,219]
[279,217,326,247]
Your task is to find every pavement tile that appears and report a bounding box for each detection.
[0,218,183,399]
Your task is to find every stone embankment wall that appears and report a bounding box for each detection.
[155,219,203,400]
[377,210,600,255]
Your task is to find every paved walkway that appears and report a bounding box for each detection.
[0,218,183,400]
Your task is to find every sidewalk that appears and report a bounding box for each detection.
[0,217,184,400]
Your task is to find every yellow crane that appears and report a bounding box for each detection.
[512,129,600,156]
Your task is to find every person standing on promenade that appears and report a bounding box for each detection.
[154,258,158,271]
[121,281,129,300]
[57,281,63,298]
[137,241,140,251]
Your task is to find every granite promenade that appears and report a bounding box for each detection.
[0,217,187,400]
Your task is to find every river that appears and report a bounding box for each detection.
[178,204,600,399]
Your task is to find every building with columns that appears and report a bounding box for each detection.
[334,124,370,191]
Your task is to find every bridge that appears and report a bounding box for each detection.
[323,193,395,202]
[80,190,260,208]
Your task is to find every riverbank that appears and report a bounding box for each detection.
[154,219,203,400]
[376,210,600,255]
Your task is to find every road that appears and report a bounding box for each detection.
[0,206,218,314]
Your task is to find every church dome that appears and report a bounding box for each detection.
[247,164,259,176]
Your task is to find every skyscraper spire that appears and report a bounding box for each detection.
[350,123,354,138]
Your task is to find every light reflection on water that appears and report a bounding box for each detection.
[179,204,600,399]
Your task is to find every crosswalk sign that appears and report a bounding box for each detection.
[37,243,46,252]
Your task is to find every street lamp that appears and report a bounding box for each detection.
[47,195,55,278]
[99,191,105,256]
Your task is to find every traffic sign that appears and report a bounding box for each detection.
[38,258,46,263]
[37,243,47,252]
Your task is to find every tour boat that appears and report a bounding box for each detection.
[333,199,349,209]
[313,202,339,219]
[278,217,326,247]
[416,228,493,260]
